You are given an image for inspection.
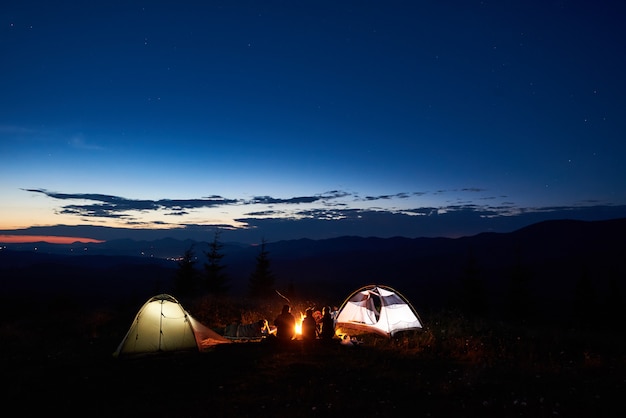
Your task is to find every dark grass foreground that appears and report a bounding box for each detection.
[2,303,625,418]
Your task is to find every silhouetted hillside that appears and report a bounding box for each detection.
[250,218,625,312]
[1,218,625,321]
[0,250,175,307]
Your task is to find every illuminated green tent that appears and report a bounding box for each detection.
[113,294,230,358]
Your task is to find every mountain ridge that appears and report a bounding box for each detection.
[1,218,624,316]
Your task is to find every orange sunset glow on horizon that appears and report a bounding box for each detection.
[0,235,105,244]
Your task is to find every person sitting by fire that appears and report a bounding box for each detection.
[301,308,318,341]
[273,304,296,341]
[319,306,336,341]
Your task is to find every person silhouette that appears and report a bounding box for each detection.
[273,304,296,341]
[319,306,335,341]
[301,308,318,341]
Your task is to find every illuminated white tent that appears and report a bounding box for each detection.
[113,294,230,358]
[335,284,423,338]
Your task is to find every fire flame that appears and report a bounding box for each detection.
[294,312,305,335]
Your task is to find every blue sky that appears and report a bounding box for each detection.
[1,1,625,244]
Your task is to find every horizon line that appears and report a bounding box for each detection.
[0,235,106,245]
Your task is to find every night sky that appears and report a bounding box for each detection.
[2,1,625,244]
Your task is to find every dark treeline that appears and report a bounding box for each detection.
[1,218,625,330]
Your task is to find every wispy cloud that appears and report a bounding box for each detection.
[5,200,626,244]
[24,189,240,219]
[362,192,412,201]
[23,187,623,238]
[0,125,41,135]
[25,188,353,214]
[460,188,487,193]
[68,134,105,151]
[246,190,350,205]
[19,188,485,223]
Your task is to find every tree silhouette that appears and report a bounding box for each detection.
[248,238,275,299]
[174,246,199,297]
[203,231,229,295]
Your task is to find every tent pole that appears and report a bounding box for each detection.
[158,299,164,351]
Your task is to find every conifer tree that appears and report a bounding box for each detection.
[203,231,229,294]
[248,238,275,298]
[175,246,199,297]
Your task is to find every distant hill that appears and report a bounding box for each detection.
[1,218,625,319]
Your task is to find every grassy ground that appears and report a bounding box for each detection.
[2,297,625,417]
